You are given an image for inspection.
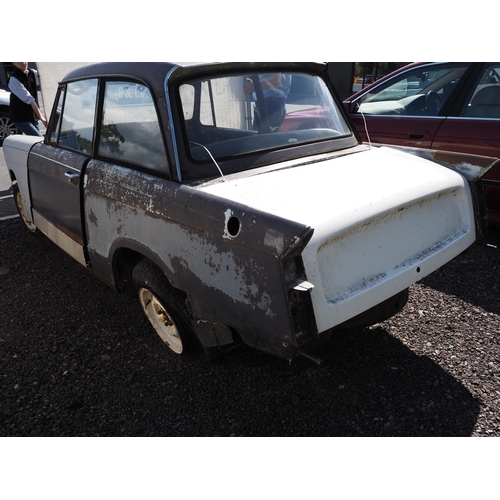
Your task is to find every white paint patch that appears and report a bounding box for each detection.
[222,208,233,239]
[264,228,285,252]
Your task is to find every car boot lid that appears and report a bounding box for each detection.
[198,146,473,233]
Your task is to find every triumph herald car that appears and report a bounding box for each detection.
[2,62,497,363]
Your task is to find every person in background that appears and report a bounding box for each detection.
[8,62,47,137]
[244,73,292,132]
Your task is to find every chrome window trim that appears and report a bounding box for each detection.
[30,152,82,172]
[164,65,182,182]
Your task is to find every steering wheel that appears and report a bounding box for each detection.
[425,91,443,115]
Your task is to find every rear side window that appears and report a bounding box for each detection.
[461,64,500,118]
[57,79,98,153]
[97,81,168,173]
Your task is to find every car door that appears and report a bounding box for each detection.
[28,79,98,265]
[431,63,500,223]
[83,79,170,278]
[350,114,446,149]
[349,63,471,149]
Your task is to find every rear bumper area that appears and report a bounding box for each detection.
[333,288,409,331]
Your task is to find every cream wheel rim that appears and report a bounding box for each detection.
[15,189,37,232]
[139,288,183,354]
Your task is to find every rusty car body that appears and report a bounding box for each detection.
[2,62,497,362]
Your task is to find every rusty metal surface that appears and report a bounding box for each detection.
[83,159,313,357]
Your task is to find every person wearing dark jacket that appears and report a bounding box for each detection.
[8,62,47,136]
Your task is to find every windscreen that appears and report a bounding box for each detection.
[178,71,351,167]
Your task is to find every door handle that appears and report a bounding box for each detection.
[64,171,80,185]
[408,130,431,140]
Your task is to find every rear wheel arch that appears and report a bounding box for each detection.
[110,245,179,298]
[112,247,148,295]
[109,248,233,360]
[130,258,214,358]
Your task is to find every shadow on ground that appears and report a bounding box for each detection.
[0,219,480,436]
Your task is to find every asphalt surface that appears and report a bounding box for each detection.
[1,201,500,436]
[0,142,15,221]
[0,186,15,221]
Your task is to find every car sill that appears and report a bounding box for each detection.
[33,211,86,266]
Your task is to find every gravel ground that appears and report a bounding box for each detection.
[1,217,499,437]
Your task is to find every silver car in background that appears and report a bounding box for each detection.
[0,88,17,145]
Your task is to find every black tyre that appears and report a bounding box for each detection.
[132,260,200,356]
[12,184,38,234]
[0,111,18,145]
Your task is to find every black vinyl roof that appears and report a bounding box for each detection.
[61,62,327,94]
[62,62,182,91]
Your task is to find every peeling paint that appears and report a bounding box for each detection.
[84,174,278,317]
[222,208,234,239]
[264,228,285,253]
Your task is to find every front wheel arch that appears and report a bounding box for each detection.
[12,183,38,234]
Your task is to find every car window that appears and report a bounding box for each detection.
[356,64,468,117]
[179,72,351,166]
[461,64,500,118]
[48,88,65,145]
[57,79,98,154]
[97,81,168,173]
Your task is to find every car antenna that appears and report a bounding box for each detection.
[190,141,225,181]
[360,109,372,148]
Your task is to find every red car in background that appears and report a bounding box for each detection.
[343,62,500,224]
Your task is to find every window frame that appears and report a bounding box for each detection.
[46,76,172,178]
[170,70,357,182]
[95,78,170,175]
[353,62,474,118]
[46,85,66,147]
[47,79,99,154]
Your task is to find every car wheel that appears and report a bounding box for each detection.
[12,184,38,234]
[0,111,18,144]
[132,259,201,356]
